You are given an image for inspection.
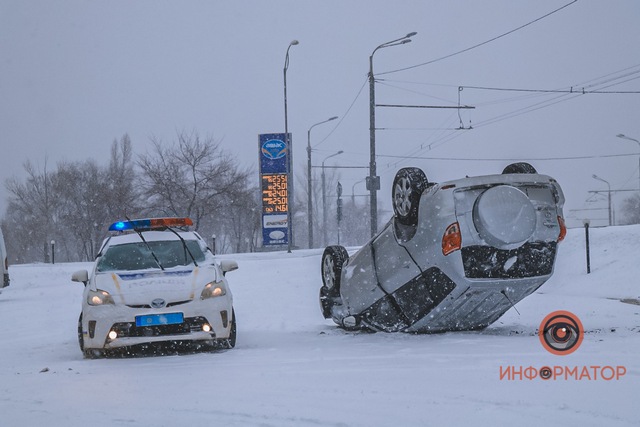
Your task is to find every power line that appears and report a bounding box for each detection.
[313,76,368,149]
[378,0,578,76]
[376,152,639,162]
[459,85,640,94]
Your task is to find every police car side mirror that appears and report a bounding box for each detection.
[220,260,238,276]
[71,270,89,286]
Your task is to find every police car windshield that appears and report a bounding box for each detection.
[97,240,205,272]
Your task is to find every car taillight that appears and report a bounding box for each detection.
[557,216,567,242]
[442,222,462,256]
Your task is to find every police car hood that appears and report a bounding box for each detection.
[94,267,218,306]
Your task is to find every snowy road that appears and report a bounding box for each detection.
[1,226,638,426]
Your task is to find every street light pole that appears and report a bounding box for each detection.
[592,174,613,226]
[307,116,338,249]
[616,134,640,195]
[284,39,299,253]
[322,151,344,246]
[368,32,417,238]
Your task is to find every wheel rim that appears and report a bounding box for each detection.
[322,255,335,289]
[394,176,412,217]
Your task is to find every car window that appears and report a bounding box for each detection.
[96,240,206,272]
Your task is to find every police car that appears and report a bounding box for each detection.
[73,217,238,357]
[320,163,566,333]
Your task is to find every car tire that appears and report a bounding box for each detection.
[320,245,349,318]
[83,348,104,359]
[77,313,85,352]
[502,162,537,174]
[392,167,429,226]
[218,309,236,349]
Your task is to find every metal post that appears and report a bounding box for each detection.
[584,220,591,274]
[592,174,612,226]
[322,164,326,246]
[211,234,216,255]
[337,182,343,245]
[284,40,299,253]
[51,240,55,264]
[368,54,378,239]
[307,117,337,249]
[367,32,416,238]
[321,151,343,246]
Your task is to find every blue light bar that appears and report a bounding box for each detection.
[108,218,193,232]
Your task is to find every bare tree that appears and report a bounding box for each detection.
[105,134,139,219]
[4,160,57,263]
[54,160,113,260]
[620,194,640,225]
[138,131,257,251]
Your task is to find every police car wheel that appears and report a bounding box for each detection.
[218,309,236,349]
[77,313,84,352]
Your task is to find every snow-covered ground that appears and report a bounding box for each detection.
[0,225,638,426]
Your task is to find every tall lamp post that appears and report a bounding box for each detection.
[368,31,417,238]
[322,150,343,246]
[307,116,338,249]
[284,39,299,253]
[592,174,613,226]
[616,134,640,195]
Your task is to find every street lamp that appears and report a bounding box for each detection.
[284,39,299,253]
[616,134,640,194]
[592,174,613,226]
[368,31,417,238]
[322,150,344,246]
[352,177,366,204]
[307,116,338,249]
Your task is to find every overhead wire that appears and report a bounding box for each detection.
[376,152,639,162]
[377,0,579,76]
[312,76,368,149]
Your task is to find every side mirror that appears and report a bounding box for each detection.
[71,270,89,286]
[220,260,238,276]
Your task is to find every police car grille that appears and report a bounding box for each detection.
[111,316,210,338]
[125,300,192,309]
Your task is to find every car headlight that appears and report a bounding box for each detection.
[87,289,115,306]
[201,282,226,299]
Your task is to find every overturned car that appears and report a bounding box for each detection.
[320,163,566,333]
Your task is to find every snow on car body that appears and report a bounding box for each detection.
[320,164,566,333]
[73,218,238,357]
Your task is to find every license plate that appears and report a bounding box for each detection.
[135,312,184,327]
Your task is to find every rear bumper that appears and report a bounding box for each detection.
[461,242,557,279]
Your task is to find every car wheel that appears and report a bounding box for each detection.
[77,313,84,352]
[83,348,104,359]
[502,162,537,174]
[392,167,429,226]
[320,245,349,318]
[218,309,236,349]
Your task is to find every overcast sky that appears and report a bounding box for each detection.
[1,0,639,228]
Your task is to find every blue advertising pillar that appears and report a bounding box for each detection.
[259,133,292,248]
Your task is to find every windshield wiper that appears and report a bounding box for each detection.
[127,218,165,271]
[165,227,199,267]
